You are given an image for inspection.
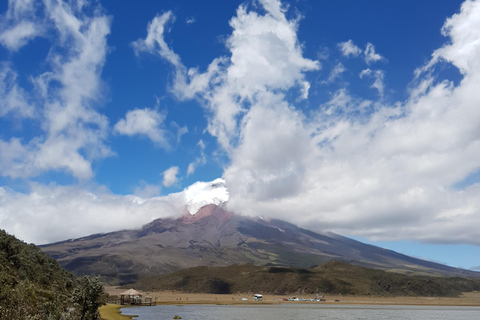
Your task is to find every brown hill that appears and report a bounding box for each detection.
[41,205,480,285]
[130,261,480,297]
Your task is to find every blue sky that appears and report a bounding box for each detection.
[2,0,480,271]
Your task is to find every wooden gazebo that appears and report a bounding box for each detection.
[120,289,143,305]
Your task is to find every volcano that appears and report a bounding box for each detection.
[41,204,479,284]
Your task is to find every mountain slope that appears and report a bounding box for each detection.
[130,261,480,296]
[41,205,480,285]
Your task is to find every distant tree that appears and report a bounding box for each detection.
[72,276,106,320]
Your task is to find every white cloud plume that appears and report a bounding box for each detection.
[114,108,169,148]
[163,166,179,187]
[338,39,362,57]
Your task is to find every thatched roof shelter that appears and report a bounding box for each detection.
[120,289,142,296]
[120,289,142,305]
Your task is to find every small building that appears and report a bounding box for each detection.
[120,289,143,305]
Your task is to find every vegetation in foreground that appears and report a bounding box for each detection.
[0,229,106,320]
[129,261,480,297]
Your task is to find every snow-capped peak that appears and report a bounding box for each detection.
[184,178,229,215]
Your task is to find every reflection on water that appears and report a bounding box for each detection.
[121,304,480,320]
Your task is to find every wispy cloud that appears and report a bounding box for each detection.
[324,62,346,84]
[171,121,188,143]
[0,0,43,51]
[134,181,161,198]
[364,42,385,64]
[0,21,41,51]
[0,0,112,180]
[131,11,183,67]
[187,140,207,176]
[359,68,385,97]
[0,63,34,118]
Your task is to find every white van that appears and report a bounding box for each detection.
[253,294,263,301]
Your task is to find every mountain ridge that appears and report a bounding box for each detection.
[41,205,480,285]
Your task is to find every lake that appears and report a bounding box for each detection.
[120,304,480,320]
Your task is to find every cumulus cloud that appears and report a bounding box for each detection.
[418,0,480,76]
[163,166,179,187]
[141,0,480,247]
[133,0,320,152]
[0,0,112,180]
[338,39,362,57]
[339,40,384,65]
[225,0,480,246]
[224,92,313,201]
[114,108,169,148]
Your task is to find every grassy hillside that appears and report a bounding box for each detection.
[0,229,105,320]
[130,261,480,297]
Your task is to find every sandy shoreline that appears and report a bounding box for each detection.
[104,286,480,307]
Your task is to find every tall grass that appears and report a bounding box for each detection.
[99,304,137,320]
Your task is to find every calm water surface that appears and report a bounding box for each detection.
[121,304,480,320]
